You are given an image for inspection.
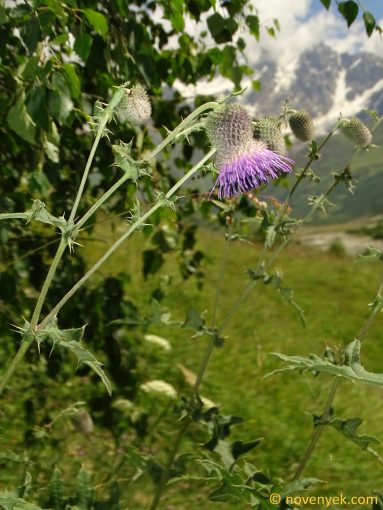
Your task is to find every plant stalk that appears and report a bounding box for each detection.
[38,149,215,330]
[292,266,383,480]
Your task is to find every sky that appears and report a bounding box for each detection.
[173,0,383,97]
[247,0,383,65]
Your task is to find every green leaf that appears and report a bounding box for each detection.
[83,8,108,39]
[74,31,93,61]
[44,139,59,163]
[245,15,259,40]
[0,6,8,24]
[207,12,237,44]
[251,80,261,92]
[338,1,359,27]
[355,247,383,263]
[363,11,376,37]
[28,172,52,198]
[279,478,324,499]
[7,93,36,144]
[320,0,331,9]
[62,64,81,99]
[183,308,205,332]
[268,340,383,387]
[328,417,380,450]
[0,494,43,510]
[169,0,185,31]
[56,336,112,395]
[51,33,68,45]
[142,249,164,278]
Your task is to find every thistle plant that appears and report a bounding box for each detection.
[1,82,382,510]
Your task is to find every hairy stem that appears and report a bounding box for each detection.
[148,227,233,510]
[68,87,125,222]
[38,149,215,330]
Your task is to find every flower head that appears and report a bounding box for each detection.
[123,85,151,123]
[253,117,286,154]
[206,104,293,199]
[288,111,314,141]
[339,117,372,147]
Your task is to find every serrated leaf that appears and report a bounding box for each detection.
[329,416,379,450]
[355,247,383,263]
[268,340,383,387]
[40,319,112,394]
[83,8,108,39]
[279,478,324,499]
[7,93,36,144]
[182,308,205,331]
[338,1,359,27]
[0,494,43,510]
[363,11,376,37]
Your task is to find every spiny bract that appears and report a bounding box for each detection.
[339,117,372,147]
[123,85,151,123]
[254,118,286,154]
[288,111,314,142]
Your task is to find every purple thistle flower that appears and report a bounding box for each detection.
[205,104,294,199]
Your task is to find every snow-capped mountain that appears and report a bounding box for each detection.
[246,43,383,128]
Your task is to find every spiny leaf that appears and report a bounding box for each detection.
[328,416,380,451]
[268,340,383,387]
[58,338,112,395]
[0,495,43,510]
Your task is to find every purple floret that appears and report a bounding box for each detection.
[214,149,293,199]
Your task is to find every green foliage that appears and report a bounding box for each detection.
[269,340,383,388]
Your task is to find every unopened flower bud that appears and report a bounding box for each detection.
[339,117,372,147]
[123,85,151,123]
[253,118,286,154]
[289,111,314,142]
[70,410,94,435]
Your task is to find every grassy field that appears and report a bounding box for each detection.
[81,219,383,507]
[2,216,383,508]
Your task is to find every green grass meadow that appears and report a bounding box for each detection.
[2,216,383,508]
[81,220,383,506]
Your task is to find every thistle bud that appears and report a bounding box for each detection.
[205,103,253,154]
[339,117,372,147]
[123,85,151,123]
[288,111,314,142]
[70,410,94,435]
[253,118,286,154]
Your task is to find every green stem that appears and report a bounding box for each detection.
[292,377,340,480]
[30,238,67,327]
[0,341,32,396]
[148,225,233,510]
[38,149,215,330]
[148,418,192,510]
[273,127,337,227]
[0,213,27,221]
[292,266,383,480]
[75,116,213,232]
[68,87,125,223]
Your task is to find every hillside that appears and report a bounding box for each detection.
[269,123,383,223]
